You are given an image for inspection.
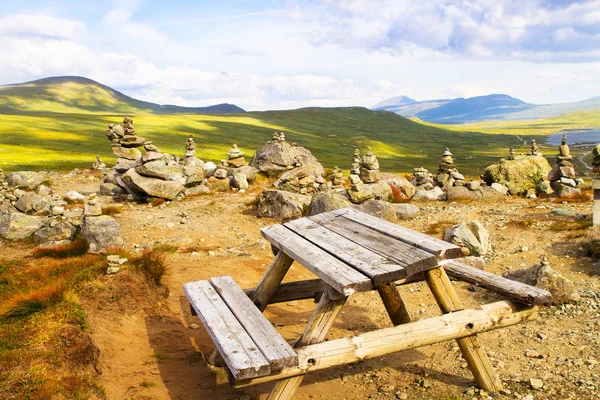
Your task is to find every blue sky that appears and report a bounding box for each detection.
[1,0,600,110]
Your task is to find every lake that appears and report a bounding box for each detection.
[547,129,600,146]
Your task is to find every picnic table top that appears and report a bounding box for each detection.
[261,207,465,296]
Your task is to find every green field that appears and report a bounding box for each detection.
[0,77,578,177]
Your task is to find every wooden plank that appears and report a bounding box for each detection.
[234,300,539,388]
[183,280,270,380]
[376,283,411,325]
[310,213,438,277]
[210,277,298,371]
[261,224,372,296]
[425,267,503,392]
[331,208,464,259]
[266,290,347,400]
[249,251,295,311]
[443,261,552,306]
[285,218,407,286]
[245,279,324,305]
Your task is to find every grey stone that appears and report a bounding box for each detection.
[393,203,420,220]
[412,186,445,201]
[33,221,76,243]
[250,140,324,178]
[0,203,46,240]
[214,169,228,179]
[363,180,392,201]
[184,166,205,188]
[347,189,374,204]
[183,184,211,197]
[560,177,577,187]
[550,180,581,198]
[503,262,580,305]
[136,160,169,180]
[112,147,142,160]
[465,181,480,190]
[359,167,382,184]
[100,183,124,196]
[203,161,217,176]
[355,200,397,223]
[483,155,552,195]
[81,215,124,254]
[142,151,164,163]
[64,191,85,202]
[231,165,258,182]
[490,183,508,195]
[551,208,576,217]
[387,176,416,199]
[444,221,491,257]
[36,184,52,196]
[6,171,45,190]
[257,189,311,219]
[115,157,139,172]
[122,169,184,200]
[15,192,48,213]
[230,173,249,190]
[308,191,352,216]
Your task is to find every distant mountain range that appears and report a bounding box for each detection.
[373,94,600,123]
[0,76,245,115]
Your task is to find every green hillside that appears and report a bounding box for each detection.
[0,77,544,176]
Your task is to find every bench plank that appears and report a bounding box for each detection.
[285,218,407,286]
[331,208,464,259]
[210,276,299,371]
[443,261,552,306]
[183,280,271,380]
[310,213,439,277]
[261,224,372,296]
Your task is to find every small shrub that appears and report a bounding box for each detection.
[140,380,156,388]
[152,244,179,253]
[131,250,167,285]
[1,281,66,318]
[549,219,592,232]
[101,205,122,215]
[33,237,89,259]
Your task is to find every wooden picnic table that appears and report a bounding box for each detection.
[184,207,551,399]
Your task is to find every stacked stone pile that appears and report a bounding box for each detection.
[411,167,435,190]
[548,134,581,197]
[326,166,345,189]
[528,139,542,156]
[435,148,465,188]
[92,156,106,170]
[359,152,381,183]
[183,136,204,167]
[106,255,127,275]
[347,173,373,204]
[227,144,245,168]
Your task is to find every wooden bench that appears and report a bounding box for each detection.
[184,207,551,399]
[183,277,298,380]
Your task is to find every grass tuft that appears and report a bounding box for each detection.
[33,237,90,259]
[1,281,66,318]
[151,244,179,253]
[556,191,592,203]
[101,205,123,215]
[549,219,592,232]
[131,250,167,285]
[425,219,458,237]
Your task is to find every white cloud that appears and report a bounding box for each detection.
[0,14,85,40]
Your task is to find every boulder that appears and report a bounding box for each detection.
[387,176,416,199]
[250,140,324,178]
[231,165,258,182]
[207,176,230,192]
[0,203,46,240]
[64,191,85,202]
[136,160,169,180]
[142,151,164,163]
[355,200,397,223]
[550,181,581,198]
[446,186,482,201]
[359,168,382,184]
[412,186,445,201]
[490,183,509,195]
[203,161,217,177]
[502,261,579,305]
[392,203,420,220]
[6,171,45,191]
[99,183,124,196]
[347,189,374,204]
[230,173,249,190]
[483,155,552,195]
[257,189,311,220]
[308,191,352,216]
[112,147,142,160]
[184,184,211,197]
[81,215,124,254]
[15,192,48,213]
[184,166,205,188]
[444,221,491,257]
[122,169,184,200]
[33,221,76,243]
[363,181,393,201]
[115,158,139,172]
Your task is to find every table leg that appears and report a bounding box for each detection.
[207,251,294,367]
[425,267,503,392]
[267,289,347,400]
[377,283,411,325]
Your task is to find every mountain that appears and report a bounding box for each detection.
[372,95,417,110]
[374,93,600,123]
[0,76,245,115]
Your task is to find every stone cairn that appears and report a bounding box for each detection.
[411,167,435,190]
[436,148,465,188]
[346,150,374,204]
[183,136,203,167]
[359,152,381,183]
[326,166,345,189]
[507,146,516,160]
[227,144,245,168]
[548,134,580,197]
[528,139,542,156]
[92,155,106,170]
[275,155,327,194]
[105,117,146,172]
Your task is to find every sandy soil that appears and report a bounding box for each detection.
[49,170,600,400]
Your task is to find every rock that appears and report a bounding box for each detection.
[560,165,576,179]
[502,261,580,304]
[112,147,142,160]
[459,256,486,270]
[115,157,139,172]
[359,168,382,184]
[548,164,561,181]
[412,187,445,201]
[526,188,537,198]
[529,378,544,390]
[136,160,169,180]
[490,183,508,195]
[387,177,416,199]
[6,171,45,190]
[465,181,480,190]
[65,191,85,202]
[347,189,374,204]
[230,173,249,190]
[122,169,184,200]
[363,181,393,201]
[308,191,352,216]
[227,156,245,168]
[257,189,311,219]
[119,135,146,148]
[142,151,164,163]
[231,165,258,182]
[183,184,211,197]
[560,177,577,187]
[100,183,124,196]
[444,221,491,257]
[81,215,124,254]
[355,200,397,223]
[15,192,48,213]
[33,221,76,243]
[203,161,217,176]
[207,177,231,192]
[550,180,581,198]
[537,180,553,195]
[214,169,228,179]
[36,184,52,196]
[0,203,46,240]
[13,189,25,199]
[446,186,483,201]
[250,140,324,178]
[106,266,120,275]
[36,239,72,251]
[393,203,420,220]
[552,208,576,217]
[483,155,552,195]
